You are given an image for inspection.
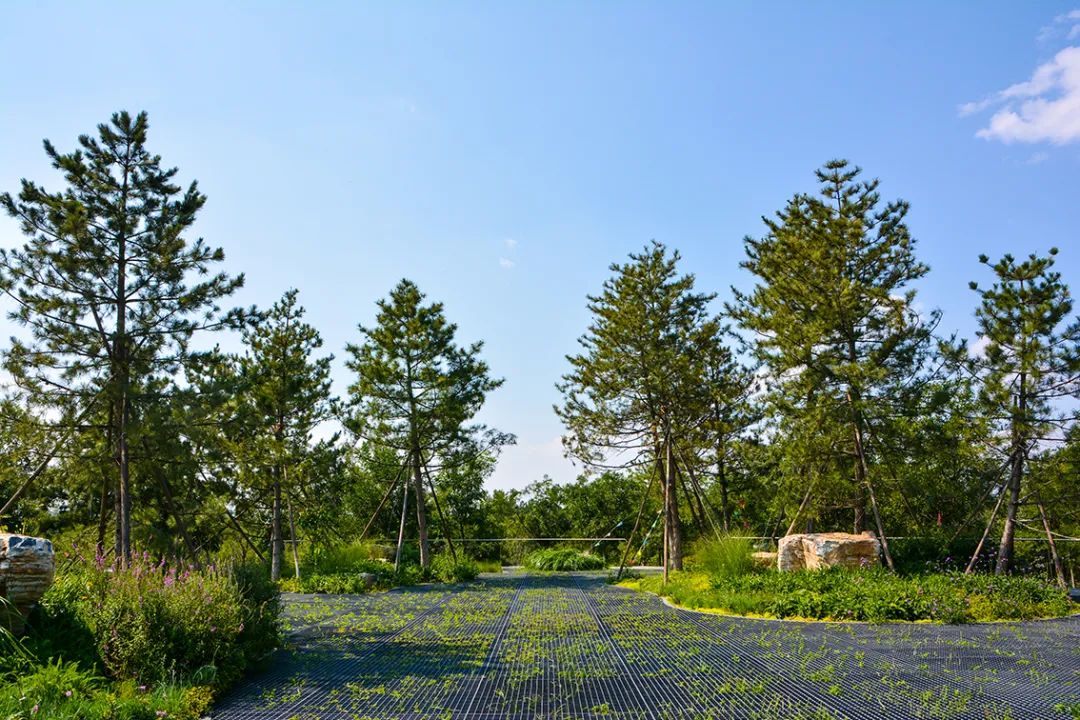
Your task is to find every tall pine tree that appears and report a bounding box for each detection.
[346,280,508,568]
[949,249,1080,575]
[730,160,936,566]
[557,242,721,577]
[234,290,335,580]
[0,111,245,564]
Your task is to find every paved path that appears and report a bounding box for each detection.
[212,573,1080,720]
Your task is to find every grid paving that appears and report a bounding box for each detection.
[212,572,1080,720]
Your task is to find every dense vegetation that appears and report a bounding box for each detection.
[623,537,1074,623]
[626,568,1074,623]
[0,556,278,718]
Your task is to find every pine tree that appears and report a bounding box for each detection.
[346,280,507,569]
[556,242,721,576]
[0,111,245,564]
[236,290,335,580]
[729,160,936,564]
[949,249,1080,575]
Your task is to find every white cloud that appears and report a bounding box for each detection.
[1038,10,1080,43]
[499,257,515,269]
[970,334,992,359]
[504,237,518,249]
[958,97,994,117]
[963,46,1080,144]
[1026,151,1050,164]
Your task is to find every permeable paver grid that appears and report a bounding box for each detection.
[211,573,1080,720]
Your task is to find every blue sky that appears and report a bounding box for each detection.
[2,2,1079,490]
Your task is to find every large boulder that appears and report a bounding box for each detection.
[0,533,55,631]
[777,532,880,572]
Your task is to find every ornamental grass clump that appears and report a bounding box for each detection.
[691,535,756,579]
[524,547,605,572]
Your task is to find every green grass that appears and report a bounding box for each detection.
[0,659,213,720]
[474,558,503,574]
[622,568,1075,623]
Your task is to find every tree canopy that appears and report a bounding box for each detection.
[0,113,1075,589]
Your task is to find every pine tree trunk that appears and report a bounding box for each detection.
[996,376,1026,576]
[394,477,409,573]
[853,482,866,534]
[404,368,430,569]
[664,425,682,571]
[844,338,868,534]
[995,446,1024,575]
[115,388,132,565]
[270,473,283,581]
[412,446,431,568]
[1036,497,1066,589]
[114,142,133,567]
[97,465,111,560]
[288,495,301,580]
[717,441,730,533]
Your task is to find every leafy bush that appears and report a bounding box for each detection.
[227,561,283,670]
[524,548,606,572]
[28,555,280,688]
[690,535,756,579]
[430,553,479,583]
[624,568,1074,623]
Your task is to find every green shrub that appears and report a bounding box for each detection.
[625,568,1073,623]
[691,535,756,579]
[524,548,606,572]
[430,553,479,583]
[29,556,280,689]
[279,557,400,594]
[227,562,282,670]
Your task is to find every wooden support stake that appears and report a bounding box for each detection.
[358,458,409,542]
[1035,493,1066,589]
[394,478,409,573]
[966,481,1008,574]
[617,469,657,580]
[422,463,458,563]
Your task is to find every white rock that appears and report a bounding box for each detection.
[0,533,56,616]
[777,532,880,572]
